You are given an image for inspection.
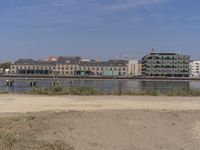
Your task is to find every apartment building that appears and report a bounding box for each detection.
[128,60,142,76]
[190,61,200,78]
[142,52,190,77]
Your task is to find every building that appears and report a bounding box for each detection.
[10,59,56,75]
[190,61,200,78]
[76,60,128,76]
[10,57,129,77]
[142,52,190,77]
[128,60,142,76]
[55,56,82,76]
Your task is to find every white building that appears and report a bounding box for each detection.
[190,61,200,78]
[128,60,142,76]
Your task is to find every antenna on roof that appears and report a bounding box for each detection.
[151,47,155,53]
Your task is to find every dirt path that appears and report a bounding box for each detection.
[0,95,200,113]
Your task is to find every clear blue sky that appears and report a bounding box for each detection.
[0,0,200,61]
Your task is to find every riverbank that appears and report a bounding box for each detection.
[1,74,200,81]
[1,95,200,149]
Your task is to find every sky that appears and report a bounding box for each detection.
[0,0,200,61]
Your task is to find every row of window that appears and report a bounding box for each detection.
[57,67,126,71]
[147,70,189,73]
[57,71,127,75]
[13,66,126,71]
[14,66,54,70]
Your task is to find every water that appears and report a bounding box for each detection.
[1,77,200,93]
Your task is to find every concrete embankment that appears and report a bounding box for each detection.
[0,74,200,81]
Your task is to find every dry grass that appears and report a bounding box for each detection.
[0,110,200,150]
[0,114,74,150]
[27,86,200,96]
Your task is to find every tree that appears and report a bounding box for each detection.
[0,62,11,71]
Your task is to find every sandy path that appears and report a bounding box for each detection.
[0,94,200,113]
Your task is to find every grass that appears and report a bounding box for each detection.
[0,132,19,150]
[28,86,101,96]
[26,86,200,96]
[120,89,200,96]
[0,114,75,150]
[0,91,9,94]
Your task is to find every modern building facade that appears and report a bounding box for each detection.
[10,57,129,77]
[190,61,200,78]
[142,52,190,77]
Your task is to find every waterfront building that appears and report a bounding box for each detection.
[10,57,129,77]
[142,52,190,77]
[190,61,200,78]
[55,56,82,76]
[128,60,142,76]
[10,59,56,75]
[77,60,128,76]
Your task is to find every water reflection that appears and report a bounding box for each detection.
[0,77,199,93]
[140,81,190,92]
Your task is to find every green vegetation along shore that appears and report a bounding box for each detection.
[25,86,200,96]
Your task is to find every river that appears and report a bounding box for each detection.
[1,77,200,93]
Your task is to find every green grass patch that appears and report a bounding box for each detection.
[28,86,101,96]
[26,86,200,96]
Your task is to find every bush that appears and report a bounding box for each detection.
[28,86,200,96]
[29,86,100,96]
[71,87,100,95]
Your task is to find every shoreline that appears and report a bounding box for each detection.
[1,74,200,81]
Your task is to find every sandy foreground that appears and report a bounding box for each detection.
[0,94,200,112]
[1,95,200,150]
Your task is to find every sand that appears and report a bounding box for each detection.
[0,95,200,113]
[0,95,200,150]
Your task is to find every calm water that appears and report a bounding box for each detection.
[0,77,200,93]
